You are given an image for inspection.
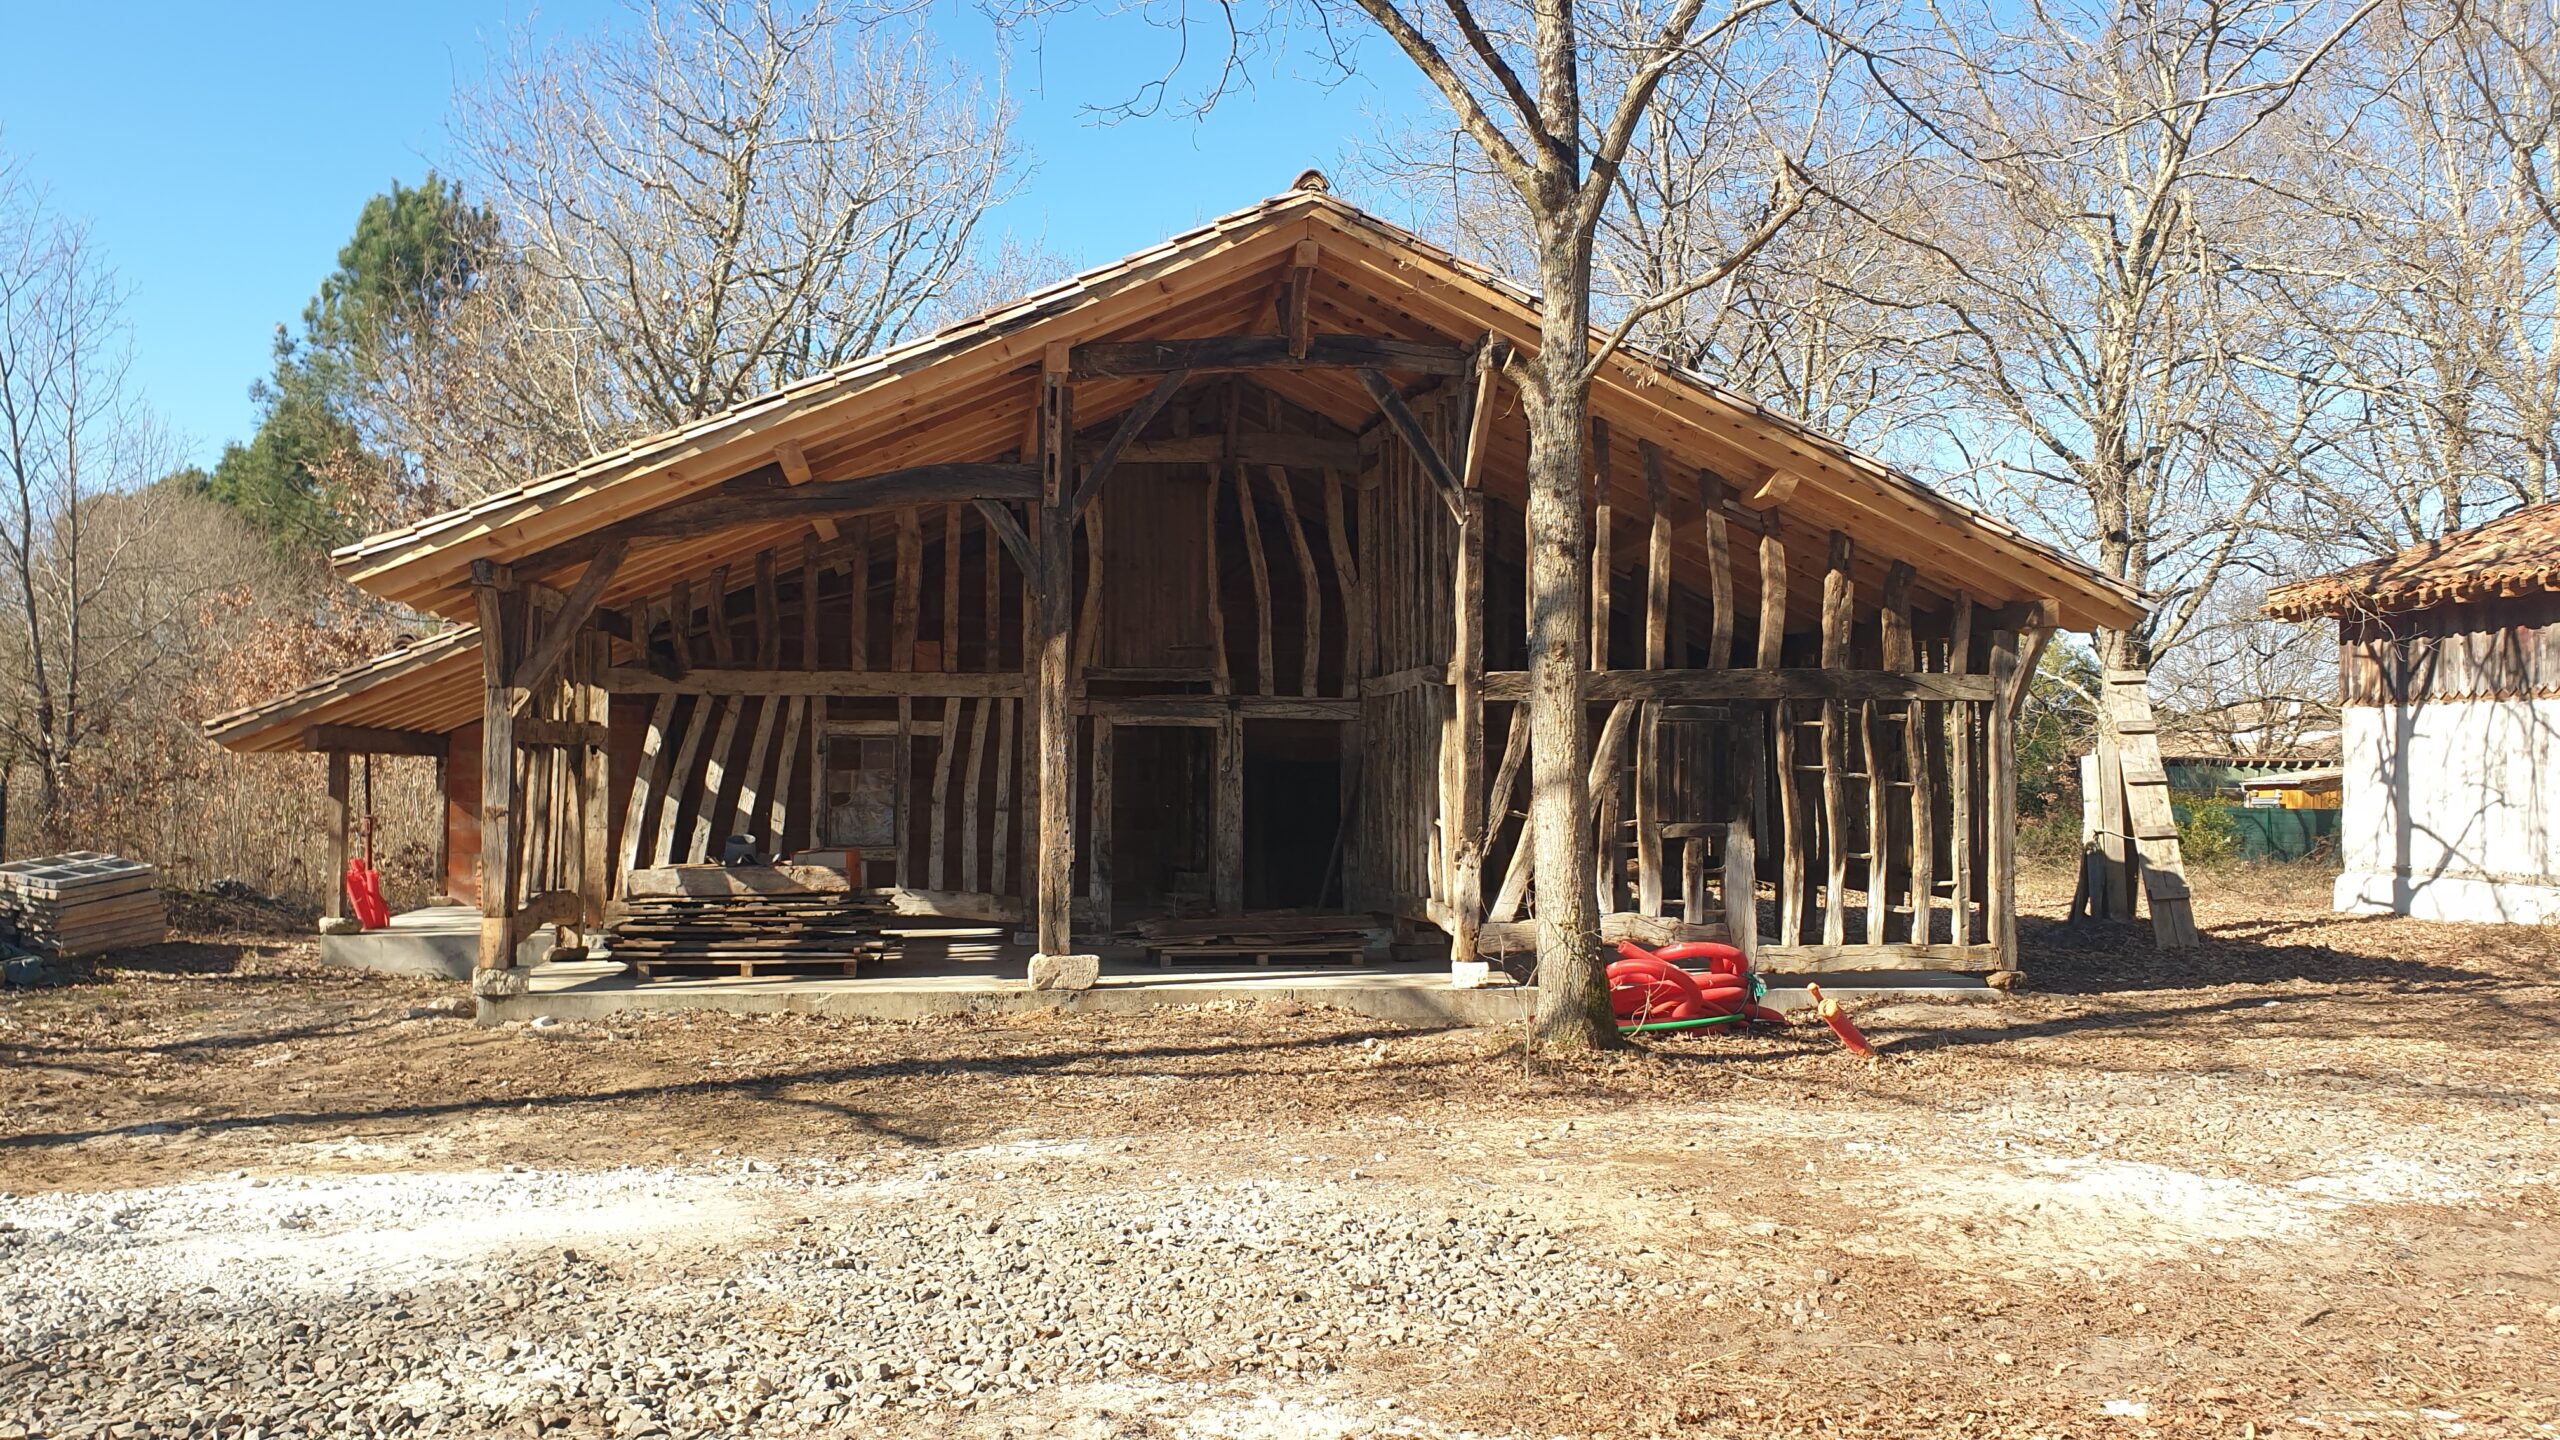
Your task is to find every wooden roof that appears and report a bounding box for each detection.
[2266,501,2560,620]
[332,184,2145,635]
[203,626,482,754]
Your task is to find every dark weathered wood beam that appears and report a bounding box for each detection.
[1071,332,1471,380]
[1476,669,2001,704]
[1359,368,1463,516]
[303,723,450,758]
[509,539,627,712]
[519,463,1040,578]
[1283,240,1320,358]
[467,558,522,980]
[972,499,1034,576]
[1112,431,1360,470]
[1069,368,1189,517]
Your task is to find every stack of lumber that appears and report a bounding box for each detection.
[605,890,897,978]
[0,852,165,957]
[1129,913,1385,968]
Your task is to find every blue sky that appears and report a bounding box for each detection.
[0,2,1436,469]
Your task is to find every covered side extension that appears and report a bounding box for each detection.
[209,181,2145,993]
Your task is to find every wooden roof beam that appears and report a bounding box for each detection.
[1070,367,1189,517]
[1360,368,1464,519]
[517,462,1038,580]
[302,723,451,758]
[1072,332,1470,380]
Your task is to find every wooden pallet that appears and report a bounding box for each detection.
[625,954,866,979]
[1145,941,1369,969]
[2081,670,2200,949]
[1129,913,1382,969]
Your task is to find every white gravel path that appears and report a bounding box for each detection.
[0,1143,1654,1439]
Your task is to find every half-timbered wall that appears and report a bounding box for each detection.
[470,369,2042,977]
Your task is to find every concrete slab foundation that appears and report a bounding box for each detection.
[318,906,557,981]
[471,930,2004,1027]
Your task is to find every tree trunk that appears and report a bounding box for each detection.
[1524,230,1616,1052]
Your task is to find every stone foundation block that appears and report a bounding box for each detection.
[1027,952,1100,991]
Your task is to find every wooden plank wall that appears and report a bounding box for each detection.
[1350,394,1457,923]
[608,506,1028,901]
[1467,457,2024,973]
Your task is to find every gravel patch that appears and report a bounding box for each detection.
[0,1144,1655,1438]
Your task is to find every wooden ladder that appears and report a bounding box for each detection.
[2080,669,2199,948]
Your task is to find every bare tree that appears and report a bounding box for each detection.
[0,156,246,841]
[1830,0,2379,671]
[1359,6,1934,449]
[2257,0,2559,562]
[357,0,1023,505]
[1323,0,1850,1050]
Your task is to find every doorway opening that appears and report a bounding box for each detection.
[1243,720,1344,910]
[1110,725,1214,919]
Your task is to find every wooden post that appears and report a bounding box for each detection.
[1032,349,1078,957]
[1203,468,1232,695]
[943,502,964,674]
[1590,421,1614,672]
[894,696,913,887]
[1988,629,2022,972]
[1700,471,1734,669]
[847,515,870,671]
[704,567,733,666]
[1088,718,1113,930]
[1233,463,1275,694]
[469,560,523,985]
[1214,707,1245,915]
[324,750,351,922]
[1723,816,1757,965]
[1323,472,1365,687]
[1447,488,1487,968]
[1819,531,1852,947]
[577,633,612,929]
[1759,528,1795,941]
[1636,449,1672,918]
[432,750,451,898]
[1947,594,1976,944]
[927,698,959,889]
[1268,465,1323,696]
[893,509,922,671]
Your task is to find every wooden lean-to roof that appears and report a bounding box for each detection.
[331,182,2144,634]
[203,626,482,755]
[2265,500,2560,621]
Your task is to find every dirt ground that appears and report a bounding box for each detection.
[4,866,2557,1438]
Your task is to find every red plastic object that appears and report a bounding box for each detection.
[1652,940,1749,975]
[344,857,390,931]
[1805,982,1878,1058]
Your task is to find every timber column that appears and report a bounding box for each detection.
[1028,344,1097,990]
[468,559,526,995]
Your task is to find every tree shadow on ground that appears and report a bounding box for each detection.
[2014,911,2505,996]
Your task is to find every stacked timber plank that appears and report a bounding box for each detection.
[606,890,894,978]
[607,863,996,978]
[1129,913,1384,969]
[0,852,166,956]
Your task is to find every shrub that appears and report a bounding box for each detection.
[2176,798,2245,866]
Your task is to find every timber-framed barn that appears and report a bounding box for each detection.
[209,180,2145,995]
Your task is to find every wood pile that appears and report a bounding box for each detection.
[605,889,898,978]
[1129,913,1384,968]
[0,852,166,957]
